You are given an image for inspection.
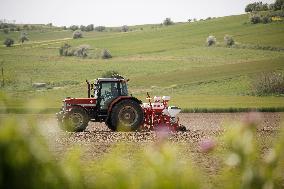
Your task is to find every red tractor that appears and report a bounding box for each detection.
[56,76,186,132]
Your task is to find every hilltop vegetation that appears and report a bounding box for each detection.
[0,12,284,111]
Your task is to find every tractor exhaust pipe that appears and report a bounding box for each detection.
[86,80,90,98]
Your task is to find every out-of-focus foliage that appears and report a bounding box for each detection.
[0,118,69,189]
[218,113,284,189]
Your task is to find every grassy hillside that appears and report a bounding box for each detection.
[0,14,284,111]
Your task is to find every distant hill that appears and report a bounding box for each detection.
[0,13,283,111]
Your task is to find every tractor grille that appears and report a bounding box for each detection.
[63,102,67,111]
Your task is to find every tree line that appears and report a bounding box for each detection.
[245,0,284,12]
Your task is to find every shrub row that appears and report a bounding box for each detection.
[59,43,89,58]
[252,72,284,95]
[206,35,235,47]
[59,43,112,59]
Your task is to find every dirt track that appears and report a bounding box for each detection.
[40,113,284,160]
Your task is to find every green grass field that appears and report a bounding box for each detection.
[0,14,284,112]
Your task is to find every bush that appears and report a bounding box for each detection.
[59,43,72,56]
[262,15,272,23]
[4,38,14,47]
[268,9,284,17]
[121,25,129,32]
[253,72,284,95]
[101,49,112,59]
[206,36,216,46]
[250,14,262,24]
[73,30,83,39]
[249,13,275,24]
[224,35,235,46]
[163,18,174,25]
[74,45,89,58]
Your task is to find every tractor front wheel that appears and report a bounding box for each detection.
[109,100,143,131]
[61,108,89,132]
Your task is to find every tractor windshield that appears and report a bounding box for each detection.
[100,82,119,109]
[99,81,129,109]
[121,82,128,96]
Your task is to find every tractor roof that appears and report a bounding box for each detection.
[96,78,127,82]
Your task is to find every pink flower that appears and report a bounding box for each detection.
[242,112,261,128]
[199,139,216,153]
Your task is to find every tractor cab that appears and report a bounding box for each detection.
[92,78,129,110]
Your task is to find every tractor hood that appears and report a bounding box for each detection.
[63,97,97,106]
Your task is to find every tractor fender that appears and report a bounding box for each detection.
[67,105,89,115]
[107,96,142,115]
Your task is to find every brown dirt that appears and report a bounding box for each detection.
[39,113,283,159]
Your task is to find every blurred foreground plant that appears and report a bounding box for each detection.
[217,113,284,189]
[0,117,69,189]
[0,105,283,188]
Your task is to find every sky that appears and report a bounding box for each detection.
[0,0,275,27]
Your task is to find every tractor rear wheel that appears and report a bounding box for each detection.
[109,100,143,131]
[61,108,89,132]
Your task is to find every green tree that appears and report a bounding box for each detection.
[163,18,174,25]
[86,24,94,31]
[274,0,284,10]
[95,26,106,32]
[121,25,129,32]
[69,25,79,31]
[245,2,269,12]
